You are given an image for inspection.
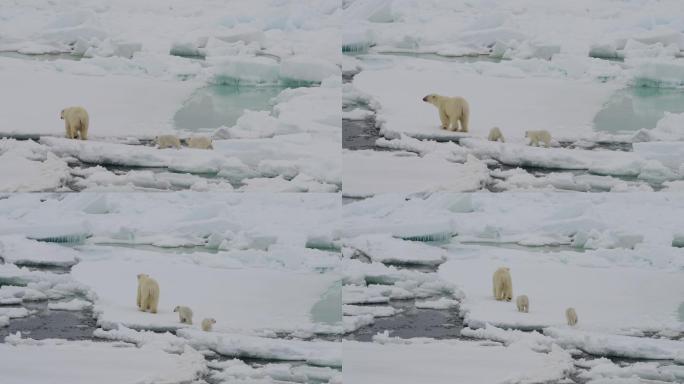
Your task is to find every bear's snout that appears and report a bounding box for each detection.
[422,96,428,102]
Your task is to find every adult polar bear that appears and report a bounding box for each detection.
[422,94,469,132]
[60,106,89,140]
[492,267,513,301]
[136,274,160,313]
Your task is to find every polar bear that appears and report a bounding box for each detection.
[201,318,216,331]
[492,267,513,301]
[566,307,578,326]
[488,127,505,142]
[187,136,213,150]
[525,130,552,147]
[136,274,159,313]
[516,295,529,313]
[173,305,193,324]
[60,106,89,140]
[422,94,469,132]
[156,134,181,149]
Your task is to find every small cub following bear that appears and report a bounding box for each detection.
[488,127,505,142]
[60,106,89,140]
[525,130,552,147]
[173,305,193,324]
[516,294,529,313]
[492,267,513,301]
[422,94,469,132]
[187,136,213,150]
[136,274,160,313]
[201,318,216,331]
[156,135,181,149]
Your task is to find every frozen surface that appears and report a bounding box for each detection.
[343,234,446,265]
[544,328,684,360]
[0,335,207,384]
[343,150,488,196]
[0,0,341,192]
[343,193,684,364]
[179,328,342,367]
[72,250,339,333]
[343,0,684,192]
[344,336,572,384]
[354,60,618,140]
[0,235,80,267]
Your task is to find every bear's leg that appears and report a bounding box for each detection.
[140,293,148,312]
[79,119,88,140]
[459,111,469,133]
[136,283,142,308]
[439,109,449,129]
[149,295,158,314]
[447,116,459,131]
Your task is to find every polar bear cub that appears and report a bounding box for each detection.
[201,318,216,331]
[136,274,159,313]
[60,106,89,140]
[566,307,578,326]
[422,94,470,132]
[525,130,552,147]
[488,127,505,142]
[516,295,529,313]
[156,134,181,149]
[187,136,213,150]
[173,305,193,324]
[492,267,513,301]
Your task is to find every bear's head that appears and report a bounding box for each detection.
[173,306,181,312]
[137,273,149,281]
[207,318,216,324]
[422,94,438,104]
[524,131,530,137]
[59,109,65,120]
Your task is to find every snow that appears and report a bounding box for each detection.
[353,60,618,141]
[48,298,93,311]
[344,336,573,384]
[72,250,339,334]
[544,328,684,360]
[0,0,341,192]
[0,335,207,384]
[0,57,197,138]
[179,328,342,367]
[0,151,70,192]
[343,150,488,197]
[342,234,446,265]
[0,235,80,267]
[343,192,684,364]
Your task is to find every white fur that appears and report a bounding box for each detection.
[136,274,159,313]
[488,127,505,142]
[525,130,552,147]
[187,136,213,150]
[492,267,513,301]
[423,94,470,132]
[201,318,216,331]
[566,307,578,326]
[516,295,529,313]
[174,305,193,324]
[60,106,89,140]
[156,134,181,149]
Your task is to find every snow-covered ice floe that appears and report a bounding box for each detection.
[342,0,684,192]
[342,193,684,362]
[72,249,340,334]
[0,334,207,384]
[0,0,341,192]
[0,193,342,379]
[344,334,573,384]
